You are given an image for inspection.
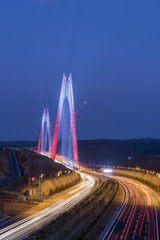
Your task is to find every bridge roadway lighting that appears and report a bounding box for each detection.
[103,168,112,173]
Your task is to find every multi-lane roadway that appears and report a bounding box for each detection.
[0,172,95,240]
[99,175,160,240]
[0,150,21,187]
[1,166,160,240]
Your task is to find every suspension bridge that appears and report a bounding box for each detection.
[37,73,85,169]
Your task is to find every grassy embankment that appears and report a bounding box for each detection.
[26,177,119,240]
[40,171,81,197]
[0,172,81,216]
[112,168,160,191]
[0,149,81,216]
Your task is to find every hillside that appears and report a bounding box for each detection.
[2,149,68,192]
[1,139,160,166]
[0,149,10,181]
[113,154,160,172]
[78,138,160,165]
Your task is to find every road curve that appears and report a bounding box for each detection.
[0,172,95,240]
[0,151,21,187]
[99,175,160,240]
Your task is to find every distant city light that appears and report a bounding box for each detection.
[103,168,112,173]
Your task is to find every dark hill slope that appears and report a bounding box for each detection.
[1,139,160,166]
[78,139,160,165]
[113,154,160,172]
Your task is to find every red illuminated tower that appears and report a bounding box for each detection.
[51,73,79,168]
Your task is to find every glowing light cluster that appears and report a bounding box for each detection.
[103,168,112,173]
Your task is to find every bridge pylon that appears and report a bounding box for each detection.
[51,73,79,169]
[37,107,52,155]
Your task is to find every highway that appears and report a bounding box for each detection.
[0,172,95,240]
[99,175,160,240]
[0,150,21,187]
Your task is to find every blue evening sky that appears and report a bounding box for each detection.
[0,0,160,140]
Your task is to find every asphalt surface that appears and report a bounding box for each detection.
[99,175,160,240]
[0,172,95,240]
[1,164,159,240]
[0,151,21,187]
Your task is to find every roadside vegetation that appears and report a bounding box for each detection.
[36,171,81,198]
[26,177,119,240]
[112,167,160,191]
[0,149,81,218]
[0,171,80,217]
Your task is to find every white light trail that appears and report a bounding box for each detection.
[0,173,95,240]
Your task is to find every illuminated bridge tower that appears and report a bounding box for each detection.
[51,73,79,168]
[37,107,52,155]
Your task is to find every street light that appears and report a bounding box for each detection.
[28,177,30,207]
[39,170,44,202]
[28,176,35,207]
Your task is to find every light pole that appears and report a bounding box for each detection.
[28,177,30,207]
[28,176,35,207]
[39,170,44,202]
[39,175,41,202]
